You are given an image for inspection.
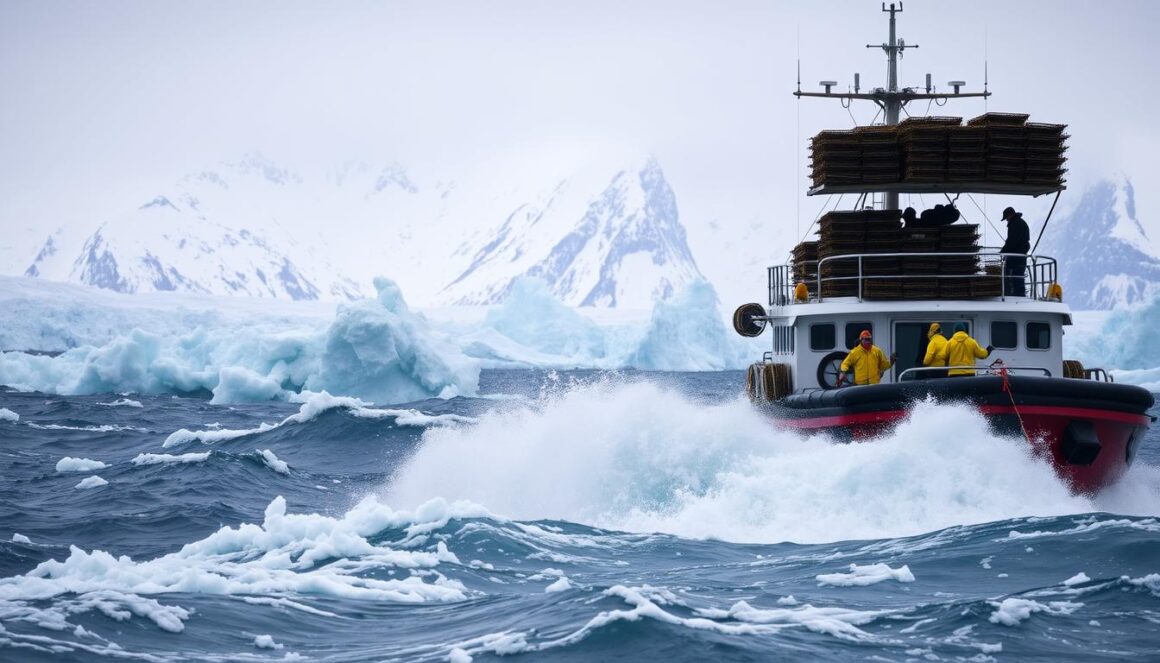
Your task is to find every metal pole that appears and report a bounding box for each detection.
[883,4,901,211]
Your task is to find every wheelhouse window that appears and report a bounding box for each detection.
[1027,322,1051,350]
[810,324,835,351]
[991,321,1018,349]
[845,322,872,349]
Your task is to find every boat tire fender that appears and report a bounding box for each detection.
[1061,420,1101,466]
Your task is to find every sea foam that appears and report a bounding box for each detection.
[383,380,1159,544]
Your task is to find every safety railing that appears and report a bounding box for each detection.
[767,251,1058,306]
[1083,368,1114,383]
[896,365,1053,381]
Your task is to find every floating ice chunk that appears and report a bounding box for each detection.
[980,556,993,569]
[1063,572,1090,586]
[12,533,32,544]
[0,407,18,422]
[449,647,473,663]
[75,475,108,489]
[816,563,916,587]
[545,577,573,593]
[988,598,1083,626]
[624,279,749,371]
[307,277,480,403]
[132,452,211,466]
[253,634,284,650]
[56,457,109,473]
[258,449,290,475]
[212,366,285,404]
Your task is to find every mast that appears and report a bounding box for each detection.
[795,2,990,210]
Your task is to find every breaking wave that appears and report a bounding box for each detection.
[385,380,1160,544]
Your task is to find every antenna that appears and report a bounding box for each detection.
[794,2,991,209]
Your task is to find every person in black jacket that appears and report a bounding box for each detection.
[902,204,960,229]
[1000,206,1031,296]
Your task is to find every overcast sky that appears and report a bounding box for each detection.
[3,0,1158,279]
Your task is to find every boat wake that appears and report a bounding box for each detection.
[385,380,1160,544]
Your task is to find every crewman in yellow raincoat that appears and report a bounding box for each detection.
[945,322,994,377]
[923,322,949,378]
[837,330,895,386]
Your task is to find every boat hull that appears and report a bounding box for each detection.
[765,376,1153,493]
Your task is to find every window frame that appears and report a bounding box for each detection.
[990,320,1018,350]
[810,323,836,351]
[1026,321,1052,351]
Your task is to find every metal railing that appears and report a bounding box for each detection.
[896,365,1053,381]
[768,251,1058,306]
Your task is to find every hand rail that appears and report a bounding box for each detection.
[767,250,1059,306]
[896,365,1053,380]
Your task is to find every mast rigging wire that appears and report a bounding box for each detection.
[964,193,1004,239]
[796,194,846,247]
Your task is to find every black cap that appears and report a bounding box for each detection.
[1002,206,1016,220]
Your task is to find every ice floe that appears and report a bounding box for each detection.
[816,563,916,587]
[55,457,108,473]
[74,476,108,489]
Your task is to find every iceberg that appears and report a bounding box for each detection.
[456,277,749,371]
[0,273,753,403]
[1067,294,1160,388]
[625,279,750,371]
[0,277,479,405]
[480,278,607,362]
[308,277,479,402]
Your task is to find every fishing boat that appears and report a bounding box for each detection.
[734,3,1153,493]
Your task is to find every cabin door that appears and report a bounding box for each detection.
[892,320,971,381]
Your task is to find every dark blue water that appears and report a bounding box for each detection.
[2,370,1159,661]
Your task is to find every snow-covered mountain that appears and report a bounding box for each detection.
[1038,177,1160,309]
[15,152,705,308]
[23,156,365,301]
[440,158,703,308]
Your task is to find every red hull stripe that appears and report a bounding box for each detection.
[779,405,1149,429]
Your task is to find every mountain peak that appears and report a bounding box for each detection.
[439,156,702,308]
[1040,177,1160,308]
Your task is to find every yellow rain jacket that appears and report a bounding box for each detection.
[923,332,948,367]
[945,331,990,376]
[840,344,893,385]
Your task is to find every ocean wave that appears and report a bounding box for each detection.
[163,390,475,448]
[384,381,1160,544]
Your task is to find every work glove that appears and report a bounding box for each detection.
[986,345,994,354]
